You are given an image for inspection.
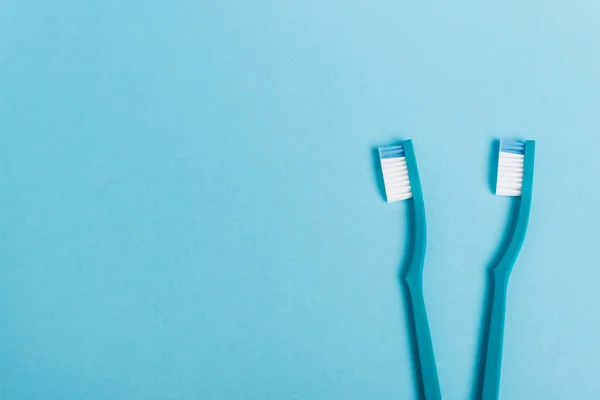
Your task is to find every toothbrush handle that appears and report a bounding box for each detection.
[406,277,442,400]
[481,271,509,400]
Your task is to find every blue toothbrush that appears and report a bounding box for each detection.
[481,139,536,400]
[379,140,442,400]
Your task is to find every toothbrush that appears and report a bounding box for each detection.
[481,139,535,400]
[379,140,442,400]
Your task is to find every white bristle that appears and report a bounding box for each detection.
[496,151,524,196]
[380,156,412,203]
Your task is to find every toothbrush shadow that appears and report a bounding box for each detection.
[372,147,387,201]
[398,203,426,400]
[488,140,500,193]
[471,141,520,400]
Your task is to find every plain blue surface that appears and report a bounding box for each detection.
[1,1,600,399]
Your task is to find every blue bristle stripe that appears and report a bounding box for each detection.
[379,145,405,159]
[500,140,525,155]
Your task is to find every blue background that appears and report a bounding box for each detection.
[1,1,599,399]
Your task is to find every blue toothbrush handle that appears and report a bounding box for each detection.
[481,271,509,400]
[405,276,442,400]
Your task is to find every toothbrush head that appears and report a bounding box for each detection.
[496,139,526,196]
[379,144,413,203]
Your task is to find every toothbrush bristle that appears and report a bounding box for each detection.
[379,145,412,203]
[496,140,525,196]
